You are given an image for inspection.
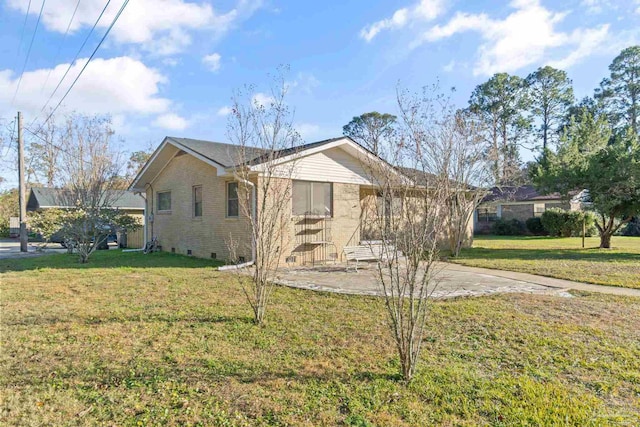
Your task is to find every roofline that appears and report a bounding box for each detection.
[167,137,228,170]
[129,137,228,191]
[129,137,172,191]
[241,136,411,183]
[29,187,144,210]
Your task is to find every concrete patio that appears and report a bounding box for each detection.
[274,261,574,299]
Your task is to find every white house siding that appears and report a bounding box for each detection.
[276,147,376,185]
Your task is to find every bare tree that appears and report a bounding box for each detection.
[418,94,492,256]
[442,111,491,256]
[52,113,138,263]
[359,86,452,382]
[224,70,301,325]
[27,111,63,186]
[0,117,16,185]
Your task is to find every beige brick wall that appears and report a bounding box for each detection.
[285,182,362,265]
[147,153,473,264]
[146,153,252,260]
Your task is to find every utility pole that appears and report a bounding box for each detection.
[18,111,28,252]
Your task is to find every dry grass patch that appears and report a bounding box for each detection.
[1,251,639,426]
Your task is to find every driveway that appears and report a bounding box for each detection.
[0,238,68,259]
[274,262,640,299]
[0,238,118,259]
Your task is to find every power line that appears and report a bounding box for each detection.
[37,0,130,131]
[30,0,111,128]
[10,0,47,107]
[12,0,33,76]
[23,125,87,165]
[40,0,83,94]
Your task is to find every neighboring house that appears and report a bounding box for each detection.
[129,136,474,264]
[27,187,146,248]
[474,185,586,233]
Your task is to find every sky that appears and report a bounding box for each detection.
[0,0,639,189]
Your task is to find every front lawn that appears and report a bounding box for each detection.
[452,236,640,289]
[1,251,639,426]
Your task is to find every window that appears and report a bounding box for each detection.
[157,191,171,212]
[227,182,239,217]
[533,203,545,217]
[193,186,202,217]
[477,206,498,222]
[292,181,332,216]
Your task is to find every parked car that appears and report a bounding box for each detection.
[49,225,117,249]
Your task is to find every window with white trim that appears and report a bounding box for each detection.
[227,182,239,217]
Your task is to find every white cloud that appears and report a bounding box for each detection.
[162,57,180,67]
[580,0,619,14]
[217,106,232,116]
[252,92,274,107]
[0,56,184,132]
[7,0,264,55]
[548,25,610,69]
[286,72,320,95]
[421,0,611,76]
[153,113,189,130]
[360,0,445,42]
[442,60,456,72]
[202,53,222,72]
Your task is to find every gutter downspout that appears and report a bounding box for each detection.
[218,174,256,271]
[141,191,147,249]
[144,183,154,243]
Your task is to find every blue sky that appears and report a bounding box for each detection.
[1,0,639,188]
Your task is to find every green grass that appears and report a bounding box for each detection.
[1,251,639,426]
[451,236,640,289]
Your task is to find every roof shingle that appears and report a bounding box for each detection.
[27,187,145,210]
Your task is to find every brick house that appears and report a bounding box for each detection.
[129,136,473,264]
[474,185,586,233]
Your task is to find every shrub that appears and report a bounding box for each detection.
[622,217,640,236]
[525,217,547,235]
[491,219,526,236]
[0,222,8,238]
[541,208,595,237]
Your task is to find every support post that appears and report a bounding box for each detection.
[18,111,28,252]
[582,217,585,249]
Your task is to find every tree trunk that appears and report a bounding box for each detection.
[599,232,612,249]
[401,355,414,382]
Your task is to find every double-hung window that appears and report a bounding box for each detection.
[227,182,239,217]
[292,180,333,216]
[157,191,171,212]
[193,186,202,217]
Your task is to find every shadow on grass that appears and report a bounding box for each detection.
[4,313,254,327]
[0,250,226,273]
[458,247,640,263]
